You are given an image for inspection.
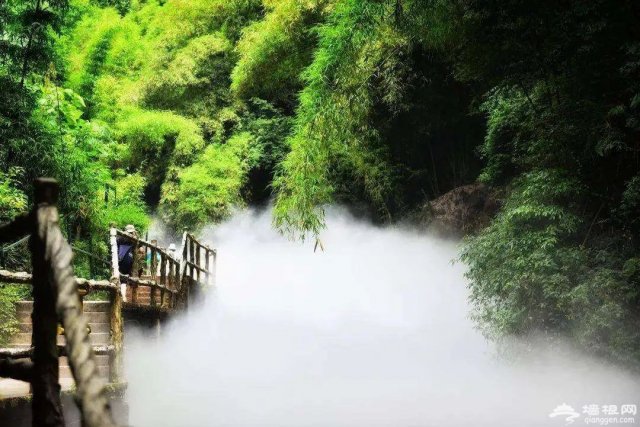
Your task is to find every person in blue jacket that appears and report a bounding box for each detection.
[117,224,137,275]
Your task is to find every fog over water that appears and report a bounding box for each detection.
[125,208,640,427]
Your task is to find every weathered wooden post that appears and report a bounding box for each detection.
[150,240,158,280]
[189,237,195,280]
[211,249,217,288]
[159,251,167,308]
[189,237,196,305]
[179,228,188,308]
[109,226,124,384]
[30,178,65,427]
[175,258,181,291]
[131,282,138,304]
[195,243,201,284]
[159,251,166,286]
[167,261,174,306]
[131,234,140,278]
[204,245,210,286]
[182,264,189,310]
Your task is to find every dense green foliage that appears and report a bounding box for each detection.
[0,284,30,346]
[448,1,640,364]
[0,0,638,363]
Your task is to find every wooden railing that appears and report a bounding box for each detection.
[0,178,217,426]
[109,228,215,311]
[180,230,217,304]
[0,179,116,427]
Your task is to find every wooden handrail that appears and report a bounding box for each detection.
[0,345,115,359]
[119,274,178,294]
[184,260,208,274]
[0,178,116,427]
[114,230,180,264]
[0,179,217,425]
[0,270,118,293]
[0,212,31,245]
[185,232,208,250]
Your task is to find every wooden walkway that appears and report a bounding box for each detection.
[0,226,216,400]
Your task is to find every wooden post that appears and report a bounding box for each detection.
[150,284,156,307]
[189,238,195,304]
[30,178,64,427]
[131,283,138,305]
[178,229,187,303]
[174,260,180,292]
[109,226,124,383]
[159,253,166,287]
[109,288,123,384]
[131,238,140,278]
[189,238,195,280]
[150,243,157,280]
[181,263,189,309]
[190,238,195,306]
[205,246,210,286]
[195,244,201,270]
[110,226,125,300]
[211,249,218,286]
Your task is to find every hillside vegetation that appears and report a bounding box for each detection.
[1,0,639,362]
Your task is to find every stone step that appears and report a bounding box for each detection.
[126,291,151,298]
[9,333,30,345]
[127,289,152,296]
[15,301,33,313]
[88,322,110,333]
[87,312,109,323]
[60,364,109,379]
[9,333,66,346]
[17,322,31,333]
[59,355,110,367]
[17,321,109,334]
[82,301,111,312]
[15,311,31,324]
[16,310,109,324]
[10,331,110,346]
[130,295,152,301]
[16,300,112,313]
[88,332,111,345]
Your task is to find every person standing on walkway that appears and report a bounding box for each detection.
[117,224,137,275]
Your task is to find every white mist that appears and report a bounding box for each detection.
[123,208,640,427]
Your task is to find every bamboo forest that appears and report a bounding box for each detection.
[0,0,639,426]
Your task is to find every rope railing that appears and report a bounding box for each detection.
[42,199,116,427]
[0,178,116,427]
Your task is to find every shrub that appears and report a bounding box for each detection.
[0,284,30,346]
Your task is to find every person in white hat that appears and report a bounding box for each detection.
[165,243,178,275]
[167,243,177,258]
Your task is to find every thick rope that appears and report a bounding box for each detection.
[38,206,117,427]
